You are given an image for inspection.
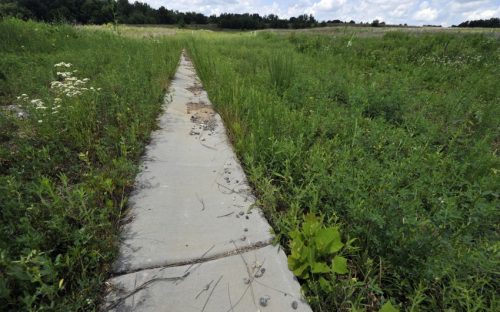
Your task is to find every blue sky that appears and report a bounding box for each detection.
[143,0,500,26]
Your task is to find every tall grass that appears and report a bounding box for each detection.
[268,51,296,94]
[0,19,181,310]
[188,31,499,311]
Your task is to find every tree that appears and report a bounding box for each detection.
[1,0,322,30]
[455,17,500,28]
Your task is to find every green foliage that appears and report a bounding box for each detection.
[0,19,181,310]
[188,31,500,311]
[267,51,296,94]
[380,301,399,312]
[1,20,499,311]
[287,214,348,280]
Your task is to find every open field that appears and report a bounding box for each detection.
[264,25,500,37]
[187,30,500,311]
[1,20,499,311]
[0,19,181,310]
[189,29,500,311]
[84,23,500,39]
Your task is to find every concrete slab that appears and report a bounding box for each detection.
[105,245,311,312]
[105,52,312,312]
[113,53,272,274]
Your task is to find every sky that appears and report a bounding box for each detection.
[142,0,500,26]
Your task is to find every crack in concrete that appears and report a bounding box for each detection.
[111,239,273,277]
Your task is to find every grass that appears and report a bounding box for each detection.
[187,31,499,311]
[0,19,181,310]
[1,20,499,311]
[264,25,500,38]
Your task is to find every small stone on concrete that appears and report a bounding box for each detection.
[259,295,270,307]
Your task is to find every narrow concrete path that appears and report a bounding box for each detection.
[104,52,312,312]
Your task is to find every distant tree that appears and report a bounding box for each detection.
[290,14,316,29]
[157,6,174,24]
[0,1,32,19]
[177,17,185,28]
[208,14,217,24]
[81,0,114,24]
[455,17,500,28]
[371,19,380,27]
[0,0,322,30]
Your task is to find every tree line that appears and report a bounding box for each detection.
[0,0,318,29]
[453,17,500,28]
[1,1,497,29]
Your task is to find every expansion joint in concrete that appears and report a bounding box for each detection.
[111,239,273,277]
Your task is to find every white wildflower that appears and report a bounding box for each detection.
[31,99,44,106]
[54,62,72,68]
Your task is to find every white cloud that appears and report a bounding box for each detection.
[413,7,439,21]
[312,0,346,11]
[141,0,500,25]
[464,7,500,19]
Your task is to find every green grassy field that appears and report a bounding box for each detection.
[187,32,499,311]
[0,19,181,310]
[1,20,499,311]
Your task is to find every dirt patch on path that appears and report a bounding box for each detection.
[186,84,203,96]
[187,101,217,131]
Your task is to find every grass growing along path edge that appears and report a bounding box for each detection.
[0,19,182,310]
[187,32,499,311]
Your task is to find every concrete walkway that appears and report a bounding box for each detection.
[103,52,312,312]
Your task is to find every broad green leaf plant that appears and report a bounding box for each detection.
[288,214,349,282]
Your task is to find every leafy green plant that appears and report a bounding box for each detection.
[288,214,349,281]
[380,301,399,312]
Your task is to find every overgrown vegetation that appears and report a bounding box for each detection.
[187,31,499,311]
[1,18,499,311]
[0,19,181,310]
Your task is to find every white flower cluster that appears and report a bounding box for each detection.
[16,94,29,101]
[17,94,45,109]
[54,62,72,68]
[13,62,102,124]
[31,98,46,109]
[51,63,100,98]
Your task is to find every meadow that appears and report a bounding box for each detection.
[0,19,181,310]
[1,19,499,311]
[187,31,499,310]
